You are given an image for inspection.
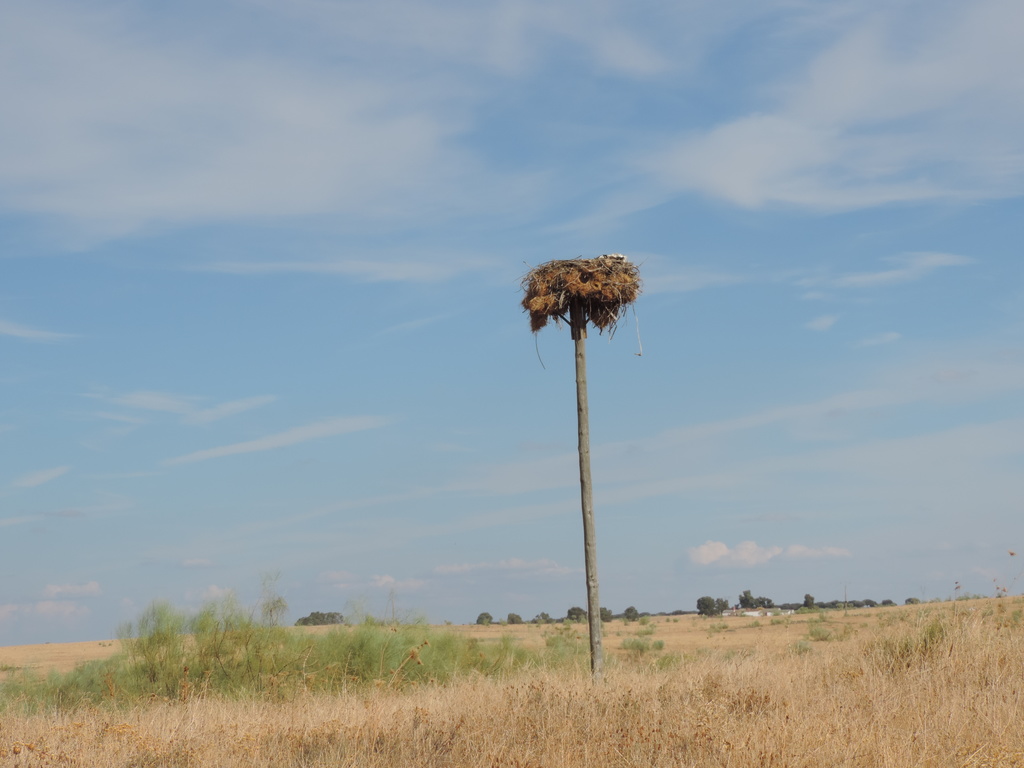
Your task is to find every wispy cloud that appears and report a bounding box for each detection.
[376,314,451,336]
[857,332,901,347]
[101,391,197,415]
[434,558,575,577]
[94,411,149,426]
[185,396,278,425]
[370,574,426,591]
[689,540,850,567]
[689,540,783,567]
[197,585,234,602]
[642,267,749,294]
[316,570,425,592]
[805,314,838,331]
[31,601,90,619]
[163,415,391,465]
[785,545,851,559]
[43,581,101,598]
[318,570,358,589]
[12,466,70,488]
[89,390,275,424]
[181,558,213,568]
[201,258,489,284]
[0,0,506,239]
[830,253,972,289]
[0,319,74,342]
[650,3,1024,210]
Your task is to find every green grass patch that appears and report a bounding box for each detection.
[0,596,583,713]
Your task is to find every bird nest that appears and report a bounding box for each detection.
[521,255,641,333]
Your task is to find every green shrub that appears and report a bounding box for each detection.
[1,595,579,712]
[807,623,834,642]
[865,615,952,673]
[621,637,651,653]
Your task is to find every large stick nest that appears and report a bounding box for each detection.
[521,255,642,333]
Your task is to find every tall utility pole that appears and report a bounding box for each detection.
[570,298,603,680]
[521,255,641,682]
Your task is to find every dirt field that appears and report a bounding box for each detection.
[0,609,867,675]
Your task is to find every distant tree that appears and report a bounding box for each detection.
[880,600,896,607]
[476,612,494,625]
[622,606,640,622]
[506,613,523,625]
[753,596,775,609]
[904,597,921,605]
[738,590,755,609]
[863,599,878,607]
[531,612,553,624]
[295,611,344,627]
[600,607,613,623]
[696,596,729,616]
[566,606,587,623]
[803,594,815,609]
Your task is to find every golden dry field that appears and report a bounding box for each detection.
[0,607,860,676]
[2,599,1023,767]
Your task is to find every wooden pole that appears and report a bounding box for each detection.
[570,299,603,682]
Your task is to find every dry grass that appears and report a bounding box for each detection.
[3,600,1023,767]
[0,610,857,676]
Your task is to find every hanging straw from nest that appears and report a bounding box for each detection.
[521,255,642,334]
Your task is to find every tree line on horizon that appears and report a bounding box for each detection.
[477,591,928,625]
[295,591,931,629]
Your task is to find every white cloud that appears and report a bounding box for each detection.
[370,574,426,591]
[163,415,391,465]
[31,601,90,619]
[651,2,1024,210]
[318,570,359,590]
[805,315,838,331]
[12,466,70,488]
[0,319,74,342]
[0,1,486,238]
[199,585,234,601]
[857,332,901,347]
[830,253,972,289]
[689,541,851,567]
[690,540,783,567]
[43,581,101,598]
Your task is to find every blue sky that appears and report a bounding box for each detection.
[3,0,1023,644]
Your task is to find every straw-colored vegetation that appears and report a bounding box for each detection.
[2,598,1022,766]
[521,255,642,333]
